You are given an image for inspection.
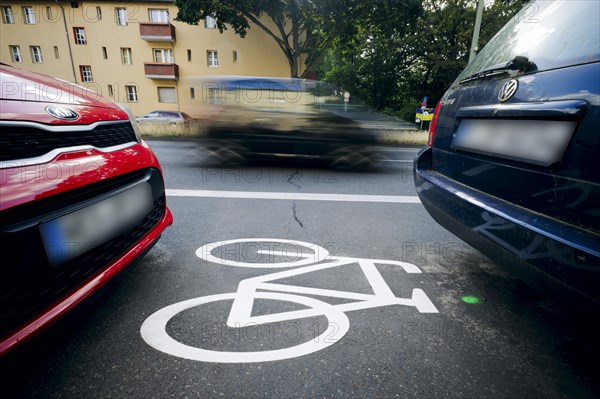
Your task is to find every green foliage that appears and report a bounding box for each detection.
[320,0,529,122]
[319,1,422,110]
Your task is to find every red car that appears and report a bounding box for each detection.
[0,64,173,355]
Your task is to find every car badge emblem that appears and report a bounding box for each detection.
[45,106,80,120]
[498,79,518,102]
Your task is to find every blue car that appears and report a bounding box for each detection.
[414,0,600,306]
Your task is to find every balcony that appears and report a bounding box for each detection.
[144,63,179,80]
[139,22,176,42]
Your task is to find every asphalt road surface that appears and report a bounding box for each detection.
[3,140,599,398]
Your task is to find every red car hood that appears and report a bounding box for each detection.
[0,64,128,124]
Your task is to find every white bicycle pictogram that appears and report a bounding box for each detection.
[141,238,439,363]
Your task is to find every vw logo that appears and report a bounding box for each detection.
[498,79,518,102]
[45,106,80,121]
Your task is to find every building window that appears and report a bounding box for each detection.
[205,15,216,29]
[107,84,113,97]
[102,46,108,59]
[73,27,87,45]
[207,50,218,67]
[80,65,93,82]
[54,46,59,59]
[158,87,176,103]
[233,50,238,63]
[153,48,174,63]
[71,2,79,8]
[2,6,14,24]
[9,45,21,62]
[23,6,35,24]
[126,85,138,102]
[115,8,127,25]
[121,47,132,64]
[187,49,192,62]
[190,87,195,99]
[30,46,43,63]
[96,6,102,20]
[149,9,169,23]
[46,6,52,20]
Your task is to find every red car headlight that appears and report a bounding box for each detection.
[117,103,142,142]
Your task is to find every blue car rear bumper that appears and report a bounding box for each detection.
[414,147,600,306]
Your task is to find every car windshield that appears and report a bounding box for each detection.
[453,0,600,87]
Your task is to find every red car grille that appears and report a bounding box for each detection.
[0,121,137,162]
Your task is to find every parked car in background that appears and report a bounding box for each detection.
[136,110,194,125]
[414,0,600,306]
[0,64,173,355]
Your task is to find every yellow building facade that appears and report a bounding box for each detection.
[0,0,294,116]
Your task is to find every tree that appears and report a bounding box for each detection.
[319,0,528,122]
[318,1,422,111]
[405,0,529,105]
[174,0,420,78]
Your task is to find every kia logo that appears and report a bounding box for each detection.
[498,79,518,102]
[45,106,80,121]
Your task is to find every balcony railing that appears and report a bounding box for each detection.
[144,63,179,80]
[139,22,176,42]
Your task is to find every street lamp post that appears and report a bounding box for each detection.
[468,0,485,64]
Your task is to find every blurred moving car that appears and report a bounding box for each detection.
[414,0,600,306]
[198,76,382,168]
[136,110,193,125]
[0,64,173,355]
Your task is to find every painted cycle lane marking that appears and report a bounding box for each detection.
[141,239,438,363]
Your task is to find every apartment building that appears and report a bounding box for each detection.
[0,0,294,116]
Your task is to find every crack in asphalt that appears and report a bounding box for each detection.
[286,169,302,189]
[292,202,304,228]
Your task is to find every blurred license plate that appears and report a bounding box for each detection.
[39,182,154,268]
[452,119,576,166]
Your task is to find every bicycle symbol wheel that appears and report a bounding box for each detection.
[140,292,350,363]
[196,238,331,268]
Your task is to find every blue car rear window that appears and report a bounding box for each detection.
[453,0,600,86]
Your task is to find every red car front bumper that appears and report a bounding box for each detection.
[0,141,173,356]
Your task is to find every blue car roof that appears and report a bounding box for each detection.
[207,76,316,91]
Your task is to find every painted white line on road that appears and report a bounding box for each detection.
[372,147,421,152]
[167,189,421,203]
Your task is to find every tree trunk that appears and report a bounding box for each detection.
[290,3,300,78]
[289,59,298,78]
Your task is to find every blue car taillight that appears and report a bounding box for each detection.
[428,102,442,147]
